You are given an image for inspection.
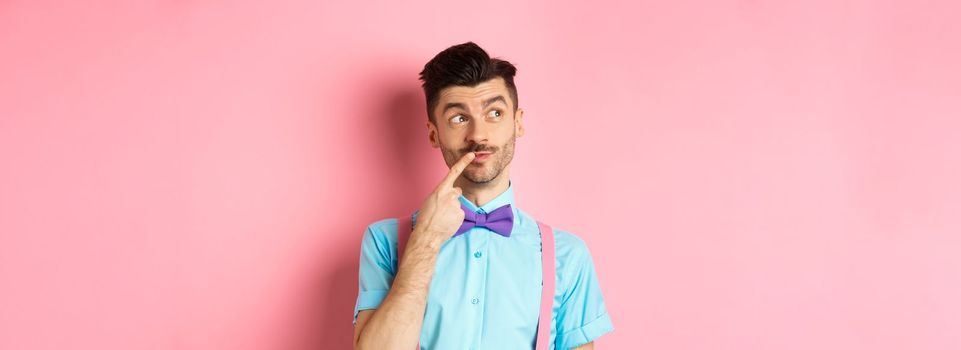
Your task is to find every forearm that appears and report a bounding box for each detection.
[356,229,442,349]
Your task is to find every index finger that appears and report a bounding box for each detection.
[440,152,475,188]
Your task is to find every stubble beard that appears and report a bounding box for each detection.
[441,131,516,184]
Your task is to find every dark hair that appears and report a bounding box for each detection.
[418,42,519,123]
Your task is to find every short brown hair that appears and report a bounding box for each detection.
[418,42,519,123]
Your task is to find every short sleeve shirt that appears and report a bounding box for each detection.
[354,180,614,349]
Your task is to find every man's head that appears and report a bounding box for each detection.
[419,42,525,184]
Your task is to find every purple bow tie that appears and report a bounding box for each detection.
[454,203,514,237]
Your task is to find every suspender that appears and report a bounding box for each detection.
[534,220,556,350]
[395,216,556,350]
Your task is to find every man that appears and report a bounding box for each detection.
[353,42,613,349]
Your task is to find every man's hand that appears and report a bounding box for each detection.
[405,151,475,251]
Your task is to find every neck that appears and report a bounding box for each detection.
[456,168,510,208]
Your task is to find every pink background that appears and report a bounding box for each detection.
[2,1,960,349]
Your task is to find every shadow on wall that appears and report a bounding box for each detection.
[297,61,439,350]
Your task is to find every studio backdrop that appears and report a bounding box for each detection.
[1,1,959,349]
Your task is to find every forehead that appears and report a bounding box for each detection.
[436,77,512,112]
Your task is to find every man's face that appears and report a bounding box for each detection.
[427,77,525,184]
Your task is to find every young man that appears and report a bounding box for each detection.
[352,42,613,349]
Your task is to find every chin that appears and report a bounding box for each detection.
[466,177,496,184]
[465,169,501,184]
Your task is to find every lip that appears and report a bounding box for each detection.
[472,152,492,163]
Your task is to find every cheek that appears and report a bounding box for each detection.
[438,130,464,147]
[495,127,515,142]
[438,138,462,154]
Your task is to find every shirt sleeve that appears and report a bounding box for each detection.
[554,232,614,349]
[353,219,398,326]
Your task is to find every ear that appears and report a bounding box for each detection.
[426,120,440,148]
[514,108,525,138]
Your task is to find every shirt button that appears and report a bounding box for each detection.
[474,251,482,258]
[471,297,479,304]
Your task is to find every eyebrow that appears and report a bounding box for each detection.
[441,95,508,116]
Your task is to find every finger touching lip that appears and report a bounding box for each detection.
[472,152,492,163]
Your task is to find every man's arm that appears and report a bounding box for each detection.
[353,152,475,349]
[553,232,614,349]
[353,227,444,349]
[573,341,594,349]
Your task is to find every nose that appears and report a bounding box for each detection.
[465,117,490,144]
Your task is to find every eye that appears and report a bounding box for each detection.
[450,114,467,124]
[488,110,502,118]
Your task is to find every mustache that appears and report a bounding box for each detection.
[462,143,498,154]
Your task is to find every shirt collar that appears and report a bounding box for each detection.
[411,180,516,222]
[411,180,523,235]
[459,180,516,214]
